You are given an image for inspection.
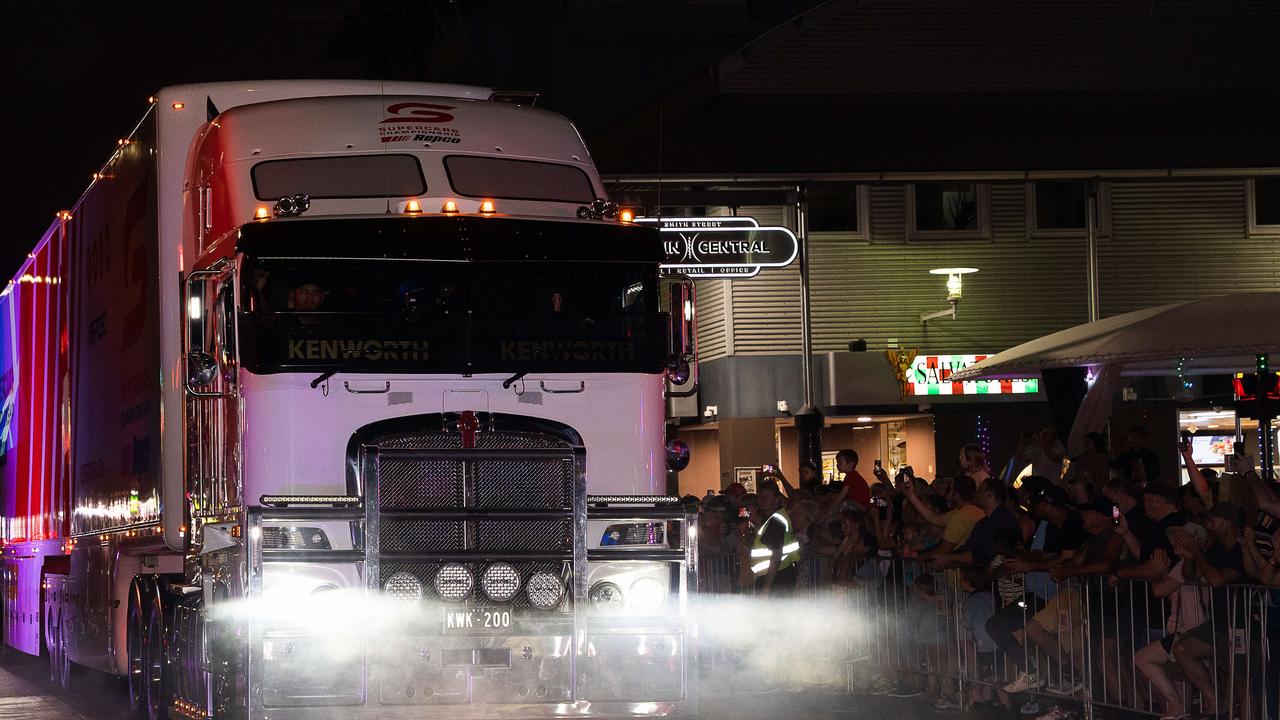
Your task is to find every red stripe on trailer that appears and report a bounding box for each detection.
[18,265,34,539]
[36,245,49,538]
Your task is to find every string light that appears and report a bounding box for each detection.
[1176,357,1192,391]
[975,413,992,461]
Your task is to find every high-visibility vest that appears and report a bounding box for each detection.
[750,508,800,575]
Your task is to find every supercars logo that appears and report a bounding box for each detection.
[381,102,456,124]
[379,102,463,144]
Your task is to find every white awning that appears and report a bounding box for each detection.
[950,292,1280,381]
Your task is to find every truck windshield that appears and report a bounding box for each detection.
[237,257,664,375]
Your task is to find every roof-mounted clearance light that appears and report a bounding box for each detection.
[172,102,185,110]
[479,199,496,214]
[404,200,422,214]
[619,208,635,223]
[441,200,459,214]
[254,206,270,220]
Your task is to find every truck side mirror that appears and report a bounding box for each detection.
[187,351,218,387]
[663,278,698,398]
[666,280,695,359]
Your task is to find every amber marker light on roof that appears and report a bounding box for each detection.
[404,200,422,214]
[619,208,635,223]
[441,200,459,213]
[255,207,270,220]
[172,102,185,110]
[479,199,496,214]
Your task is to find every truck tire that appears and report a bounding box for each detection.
[46,608,70,690]
[127,580,169,719]
[127,581,147,713]
[141,593,169,720]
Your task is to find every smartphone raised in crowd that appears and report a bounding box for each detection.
[1111,505,1122,526]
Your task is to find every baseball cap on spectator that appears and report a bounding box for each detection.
[1144,480,1179,504]
[702,495,730,513]
[1167,521,1210,548]
[1033,487,1071,508]
[1206,501,1244,526]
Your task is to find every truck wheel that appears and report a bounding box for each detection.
[140,595,168,720]
[127,582,147,713]
[47,610,70,690]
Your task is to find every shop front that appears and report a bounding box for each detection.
[672,349,1050,497]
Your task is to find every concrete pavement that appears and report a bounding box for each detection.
[0,654,88,720]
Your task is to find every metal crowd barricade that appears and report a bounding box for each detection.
[696,550,1279,720]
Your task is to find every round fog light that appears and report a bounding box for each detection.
[434,563,474,602]
[588,581,624,614]
[481,562,520,602]
[384,572,423,604]
[525,571,565,609]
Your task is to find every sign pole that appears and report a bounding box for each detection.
[793,184,824,472]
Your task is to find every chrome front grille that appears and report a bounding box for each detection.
[363,414,583,615]
[378,519,571,553]
[376,431,573,511]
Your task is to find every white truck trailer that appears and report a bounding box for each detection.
[1,80,698,719]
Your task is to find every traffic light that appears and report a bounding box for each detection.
[1233,370,1280,420]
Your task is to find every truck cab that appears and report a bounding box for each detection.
[175,89,698,717]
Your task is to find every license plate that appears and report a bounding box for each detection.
[442,606,514,633]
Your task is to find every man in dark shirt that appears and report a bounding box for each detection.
[1116,480,1187,571]
[1037,488,1091,556]
[935,478,1019,569]
[1103,477,1155,557]
[1113,424,1162,482]
[987,486,1089,692]
[1169,502,1249,717]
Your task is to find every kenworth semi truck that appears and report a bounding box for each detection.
[1,80,698,719]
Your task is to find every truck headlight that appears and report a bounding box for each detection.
[628,577,665,613]
[480,562,520,602]
[588,581,625,613]
[434,563,474,602]
[384,572,423,604]
[526,571,565,609]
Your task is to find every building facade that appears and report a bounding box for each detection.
[591,0,1280,494]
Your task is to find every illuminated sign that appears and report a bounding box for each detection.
[638,217,798,279]
[909,355,1039,396]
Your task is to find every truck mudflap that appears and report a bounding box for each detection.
[227,481,697,717]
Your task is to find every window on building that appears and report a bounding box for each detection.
[1249,177,1280,235]
[1033,181,1088,231]
[908,182,988,239]
[807,183,865,234]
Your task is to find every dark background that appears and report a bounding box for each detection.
[3,0,818,276]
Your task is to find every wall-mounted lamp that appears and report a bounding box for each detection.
[921,267,978,325]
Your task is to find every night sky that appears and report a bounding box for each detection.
[6,0,814,277]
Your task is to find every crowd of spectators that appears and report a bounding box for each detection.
[693,426,1280,720]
